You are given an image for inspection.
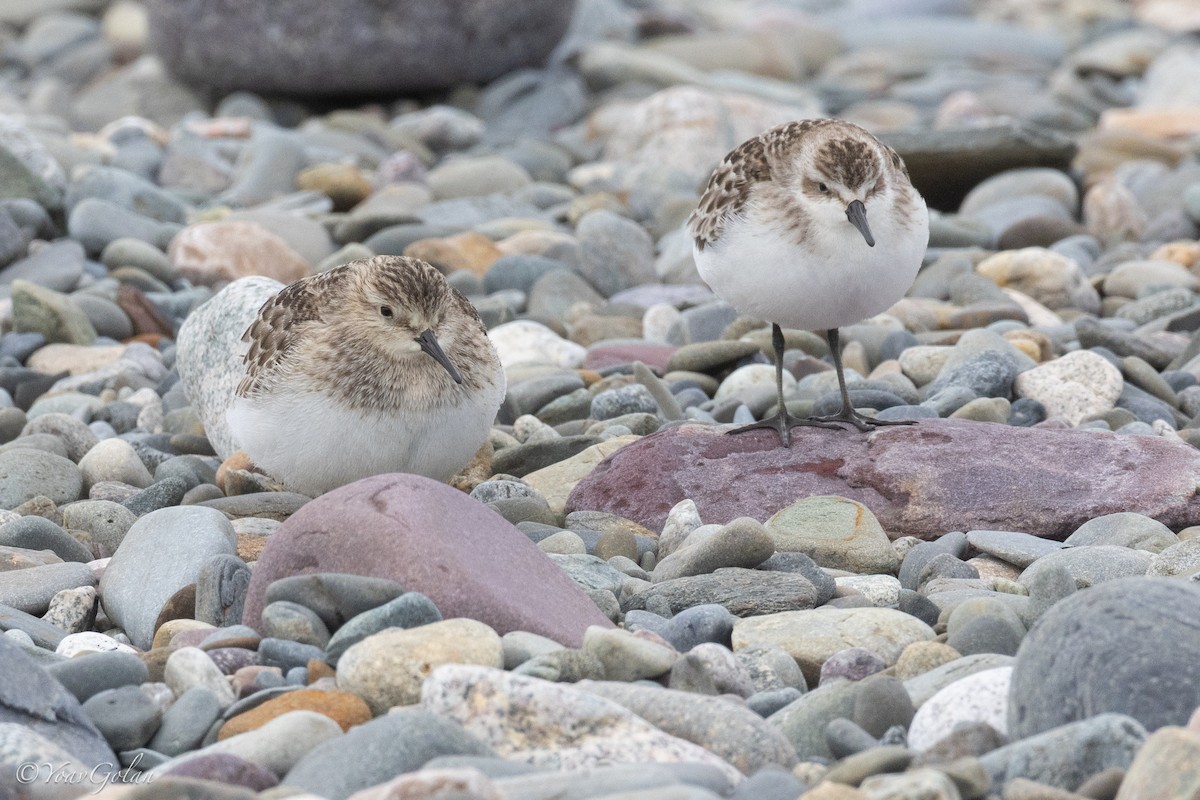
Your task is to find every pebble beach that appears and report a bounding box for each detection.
[3,0,1200,798]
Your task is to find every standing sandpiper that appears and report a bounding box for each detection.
[687,119,930,445]
[227,255,506,496]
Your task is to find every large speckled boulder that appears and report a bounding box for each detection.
[565,420,1200,539]
[146,0,577,95]
[1009,577,1200,738]
[242,474,613,647]
[175,276,281,461]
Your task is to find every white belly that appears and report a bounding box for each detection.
[695,204,928,332]
[227,382,504,497]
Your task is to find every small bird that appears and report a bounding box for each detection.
[227,255,506,496]
[687,118,929,445]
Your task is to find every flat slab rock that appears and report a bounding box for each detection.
[565,420,1200,539]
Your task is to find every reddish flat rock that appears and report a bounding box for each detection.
[243,474,612,646]
[565,420,1200,539]
[583,342,677,372]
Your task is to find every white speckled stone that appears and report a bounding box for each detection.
[1013,350,1124,425]
[714,364,795,404]
[489,320,586,369]
[175,276,283,460]
[907,665,1012,751]
[55,631,138,657]
[421,663,742,783]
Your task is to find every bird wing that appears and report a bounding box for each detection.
[235,270,340,398]
[687,134,771,252]
[688,119,833,251]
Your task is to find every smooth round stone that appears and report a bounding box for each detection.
[77,437,154,492]
[916,553,980,590]
[483,254,564,295]
[1018,545,1151,590]
[627,604,738,654]
[1063,512,1178,553]
[897,533,969,591]
[976,247,1099,314]
[282,709,493,799]
[653,517,775,584]
[46,650,149,703]
[72,294,133,341]
[573,209,656,298]
[260,601,331,648]
[946,607,1026,657]
[0,240,85,292]
[852,675,915,738]
[819,647,887,686]
[165,647,236,708]
[734,607,934,686]
[965,530,1065,569]
[66,199,179,257]
[262,573,406,631]
[81,684,162,752]
[160,752,279,792]
[149,0,573,95]
[99,506,237,650]
[0,447,83,509]
[0,515,94,562]
[925,350,1019,400]
[960,168,1079,217]
[101,237,176,283]
[257,637,325,671]
[325,592,442,662]
[508,272,586,325]
[337,618,503,713]
[425,155,531,201]
[1009,577,1200,737]
[1103,259,1200,297]
[765,496,899,575]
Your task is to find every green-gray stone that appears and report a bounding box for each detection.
[10,280,96,345]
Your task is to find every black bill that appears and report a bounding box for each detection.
[845,199,875,247]
[415,329,463,384]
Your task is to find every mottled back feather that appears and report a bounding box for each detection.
[237,269,342,398]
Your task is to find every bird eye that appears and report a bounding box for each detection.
[818,182,829,193]
[379,306,394,318]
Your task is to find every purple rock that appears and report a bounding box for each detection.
[242,474,613,646]
[207,647,258,675]
[161,753,278,791]
[565,419,1200,539]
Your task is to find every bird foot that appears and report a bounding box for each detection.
[808,408,918,432]
[726,411,844,447]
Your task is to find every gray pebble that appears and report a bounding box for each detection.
[0,515,93,562]
[147,686,221,756]
[260,600,332,648]
[45,650,149,703]
[82,684,162,752]
[325,592,442,663]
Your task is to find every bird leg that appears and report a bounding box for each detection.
[727,323,843,446]
[809,328,916,431]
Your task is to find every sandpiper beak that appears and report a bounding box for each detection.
[415,329,463,384]
[845,199,875,247]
